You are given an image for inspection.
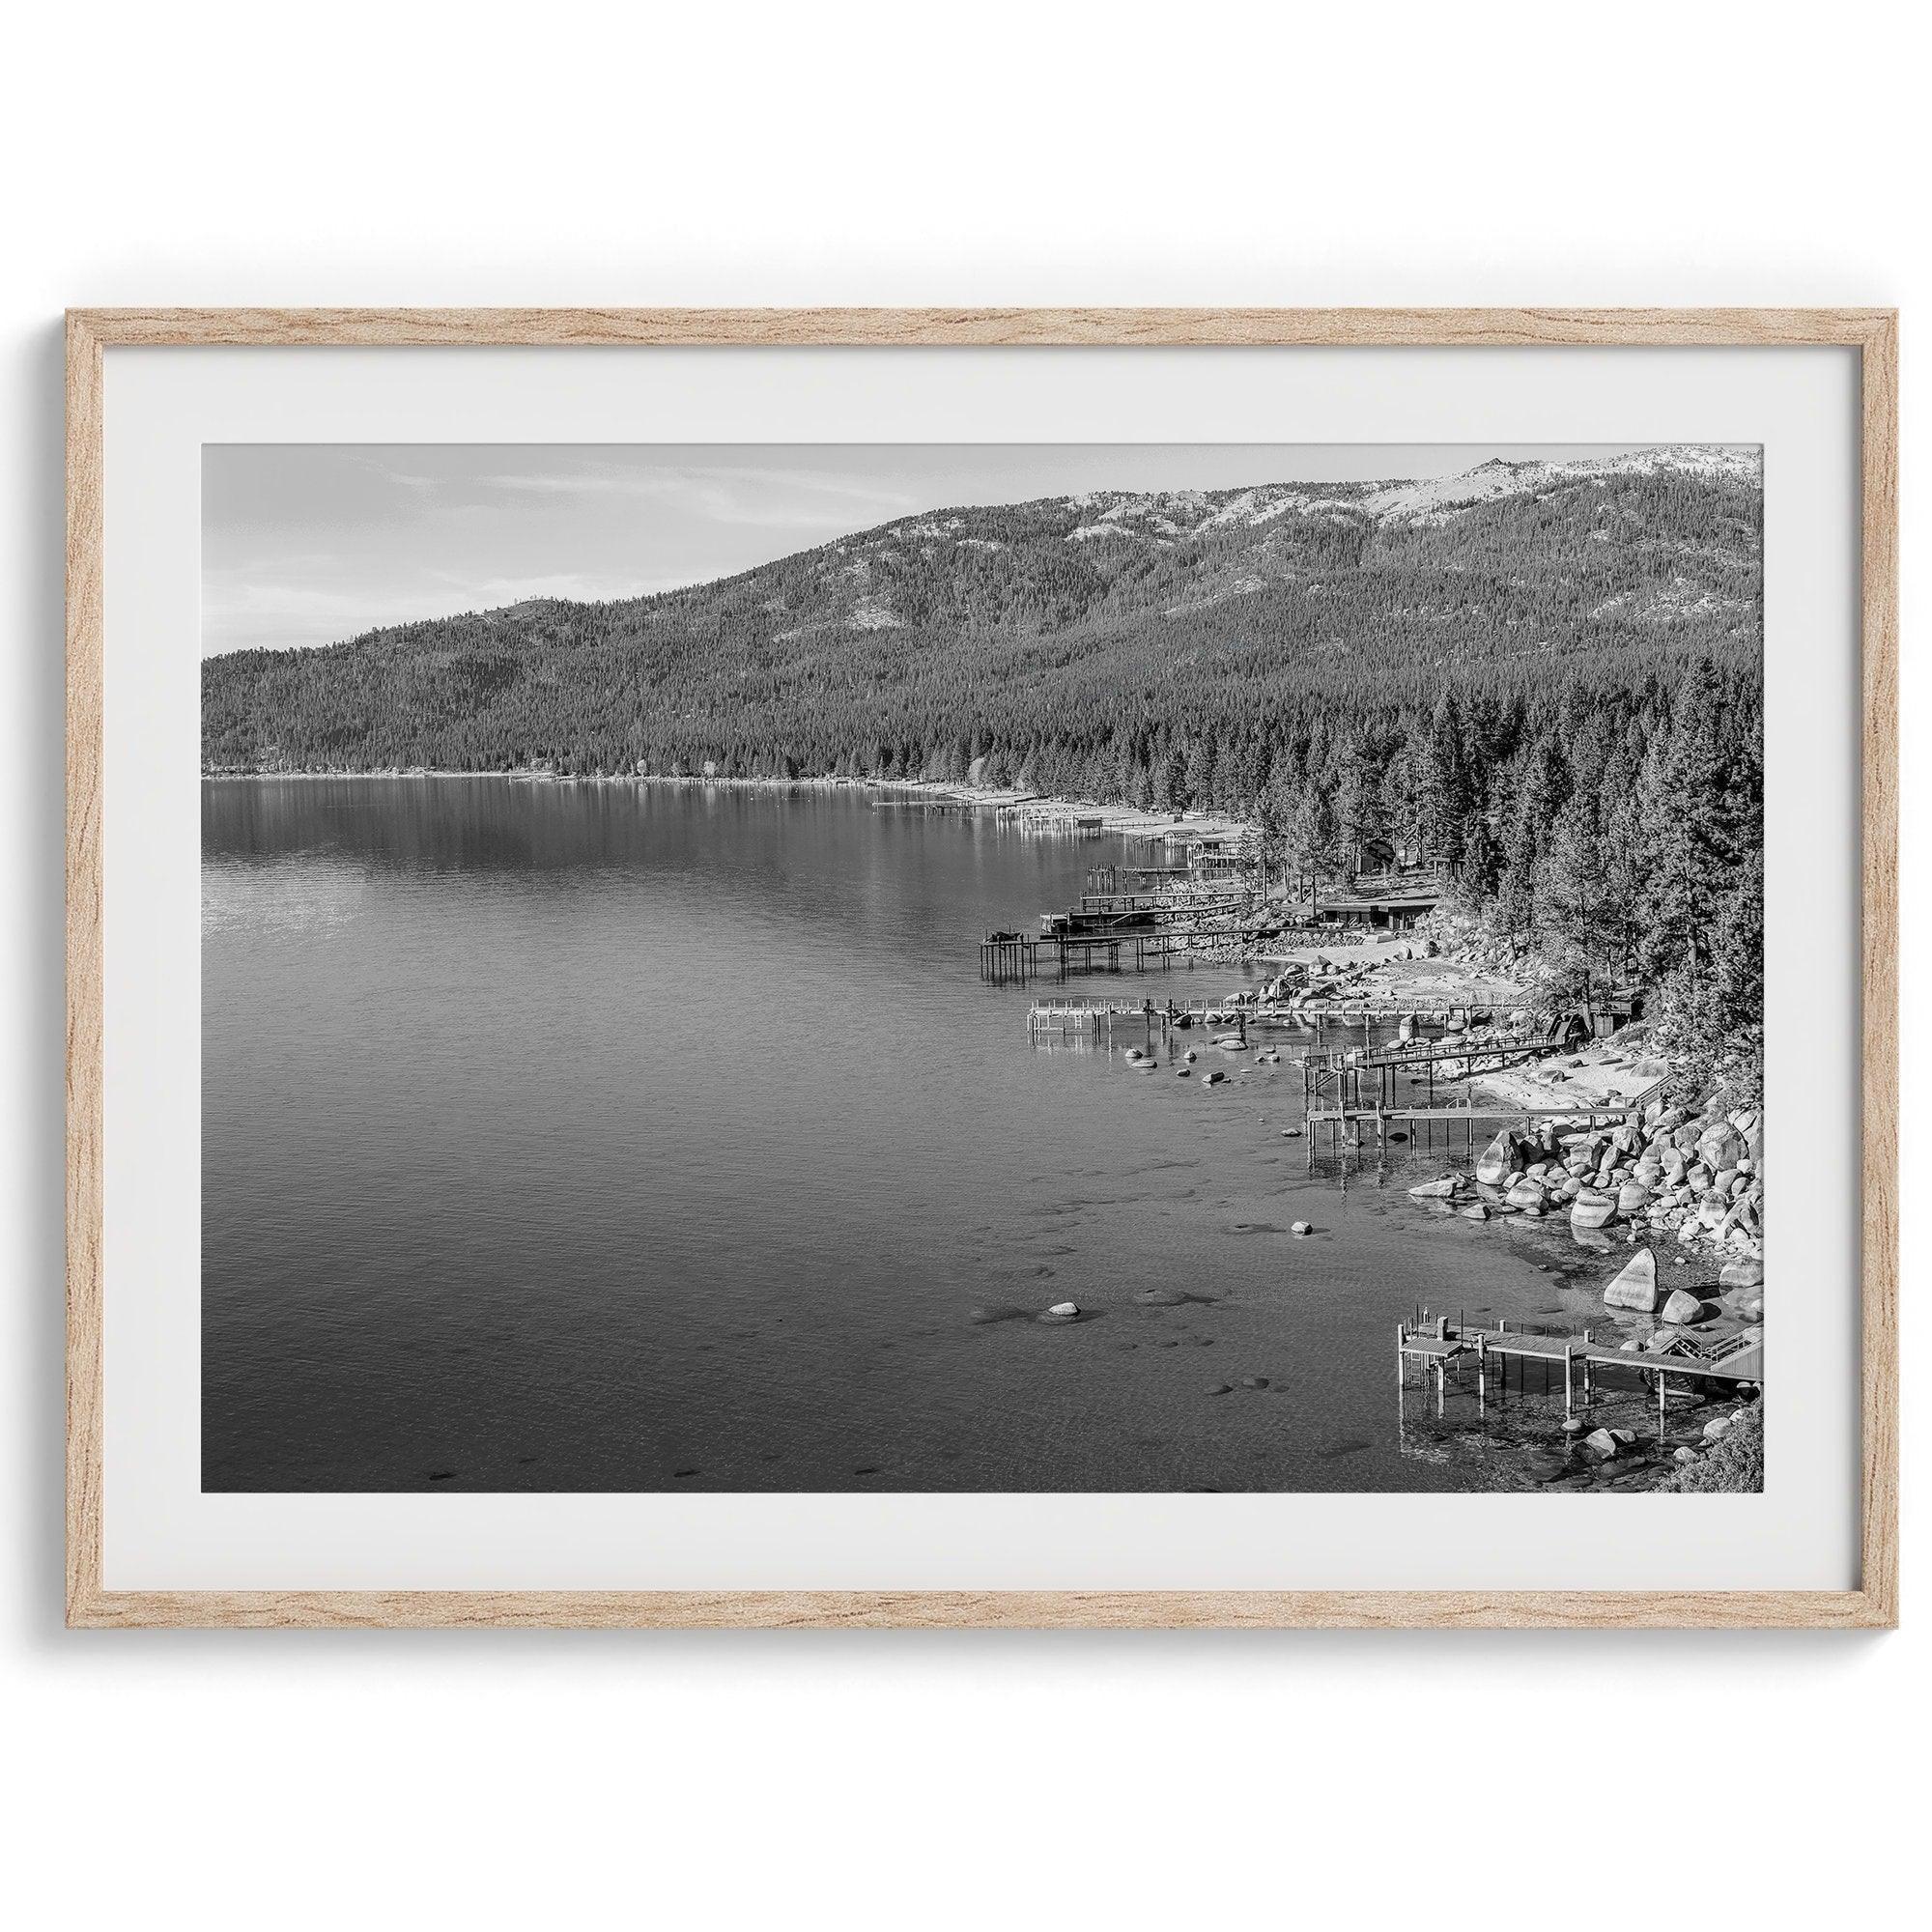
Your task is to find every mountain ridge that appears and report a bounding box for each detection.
[201,445,1762,783]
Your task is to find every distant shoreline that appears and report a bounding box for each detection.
[200,768,1258,845]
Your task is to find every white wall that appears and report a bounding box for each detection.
[3,4,1921,1924]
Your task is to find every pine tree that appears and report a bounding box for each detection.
[1636,660,1750,1004]
[1333,732,1388,868]
[1420,692,1471,867]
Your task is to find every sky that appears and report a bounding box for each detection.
[202,442,1658,657]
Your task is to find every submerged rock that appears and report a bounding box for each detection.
[1407,1177,1461,1199]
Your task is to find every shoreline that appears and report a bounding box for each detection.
[202,766,1258,845]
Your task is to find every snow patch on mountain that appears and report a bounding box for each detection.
[1363,446,1758,527]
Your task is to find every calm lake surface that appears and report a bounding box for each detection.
[203,778,1681,1492]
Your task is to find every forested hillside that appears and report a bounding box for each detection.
[204,446,1763,1065]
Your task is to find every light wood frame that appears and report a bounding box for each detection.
[65,307,1899,1630]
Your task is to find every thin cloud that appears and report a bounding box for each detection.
[469,459,921,528]
[343,453,443,493]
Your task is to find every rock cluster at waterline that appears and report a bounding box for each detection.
[1406,1095,1764,1276]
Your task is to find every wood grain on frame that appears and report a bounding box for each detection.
[63,308,1901,1631]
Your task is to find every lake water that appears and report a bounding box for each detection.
[203,778,1696,1492]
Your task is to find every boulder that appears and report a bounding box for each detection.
[1581,1428,1621,1459]
[1406,1177,1462,1199]
[1673,1446,1698,1463]
[1604,1247,1662,1313]
[1458,1204,1490,1222]
[1661,1288,1710,1325]
[1720,1260,1766,1291]
[1703,1415,1733,1442]
[1617,1180,1652,1215]
[1041,1302,1081,1321]
[1570,1192,1618,1230]
[1291,1221,1314,1237]
[1474,1132,1516,1186]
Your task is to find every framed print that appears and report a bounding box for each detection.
[65,307,1897,1628]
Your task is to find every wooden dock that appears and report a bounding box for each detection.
[1302,1033,1561,1115]
[1026,997,1249,1037]
[1023,997,1519,1038]
[984,923,1260,980]
[1296,1018,1666,1155]
[1398,1311,1763,1436]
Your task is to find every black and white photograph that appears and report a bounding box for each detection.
[201,440,1767,1496]
[13,1,1923,1920]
